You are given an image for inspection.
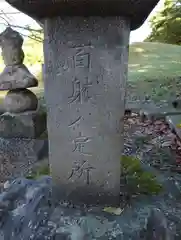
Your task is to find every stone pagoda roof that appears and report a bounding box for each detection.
[5,0,159,30]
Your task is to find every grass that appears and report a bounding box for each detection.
[128,42,181,102]
[129,42,181,82]
[26,163,50,180]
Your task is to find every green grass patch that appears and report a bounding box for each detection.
[26,163,50,180]
[121,156,163,196]
[129,42,181,82]
[128,42,181,101]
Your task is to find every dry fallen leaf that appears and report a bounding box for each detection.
[176,157,181,164]
[103,207,124,215]
[154,120,164,125]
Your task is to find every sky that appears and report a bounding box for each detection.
[0,0,165,43]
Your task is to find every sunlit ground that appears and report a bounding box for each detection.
[128,42,181,101]
[129,42,181,82]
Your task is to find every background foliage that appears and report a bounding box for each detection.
[146,0,181,44]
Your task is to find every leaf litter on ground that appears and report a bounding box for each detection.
[124,113,181,173]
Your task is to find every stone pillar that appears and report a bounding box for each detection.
[0,28,47,182]
[44,17,130,206]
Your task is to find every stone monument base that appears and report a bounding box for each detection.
[0,177,175,239]
[0,110,46,138]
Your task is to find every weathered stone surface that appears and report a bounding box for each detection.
[0,27,38,91]
[140,107,181,121]
[4,89,38,113]
[125,100,156,113]
[143,208,172,240]
[0,177,180,239]
[125,100,172,114]
[0,177,52,238]
[44,17,129,206]
[5,0,159,30]
[0,27,24,66]
[0,64,38,90]
[166,115,181,138]
[0,110,46,138]
[0,139,48,184]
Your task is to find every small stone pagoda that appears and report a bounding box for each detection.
[0,27,46,138]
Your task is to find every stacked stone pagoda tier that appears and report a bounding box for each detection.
[0,27,46,138]
[0,27,38,112]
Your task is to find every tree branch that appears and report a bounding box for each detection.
[1,23,43,33]
[0,9,43,42]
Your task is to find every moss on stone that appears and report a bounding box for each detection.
[121,155,162,196]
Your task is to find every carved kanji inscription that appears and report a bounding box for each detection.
[68,116,82,127]
[68,77,92,104]
[72,132,91,156]
[74,48,91,69]
[68,159,95,184]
